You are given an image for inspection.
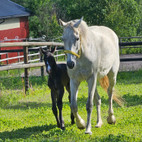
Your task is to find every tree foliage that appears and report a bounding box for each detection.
[136,0,142,35]
[104,0,140,37]
[12,0,62,41]
[12,0,141,38]
[55,0,141,37]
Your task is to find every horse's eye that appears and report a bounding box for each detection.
[61,36,65,41]
[74,34,79,41]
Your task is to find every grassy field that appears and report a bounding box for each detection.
[0,70,142,142]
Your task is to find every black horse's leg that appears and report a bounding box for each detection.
[57,87,65,130]
[51,90,60,128]
[66,84,75,125]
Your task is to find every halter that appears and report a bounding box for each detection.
[64,35,82,58]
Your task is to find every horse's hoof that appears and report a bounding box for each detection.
[95,123,102,128]
[85,131,92,135]
[76,119,86,129]
[57,124,60,128]
[107,115,116,124]
[71,121,75,125]
[77,124,86,129]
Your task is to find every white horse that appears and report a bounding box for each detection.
[59,18,122,134]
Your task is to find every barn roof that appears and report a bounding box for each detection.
[0,0,31,19]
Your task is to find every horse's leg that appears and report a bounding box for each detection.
[51,90,60,128]
[70,79,86,129]
[94,88,103,128]
[68,95,75,125]
[57,87,65,130]
[107,70,116,124]
[66,84,75,124]
[85,74,97,135]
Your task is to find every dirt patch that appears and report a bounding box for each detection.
[119,61,142,71]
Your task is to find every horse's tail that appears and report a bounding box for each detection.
[99,76,124,106]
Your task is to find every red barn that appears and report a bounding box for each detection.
[0,0,31,64]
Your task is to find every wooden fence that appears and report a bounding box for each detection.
[0,40,142,93]
[119,41,142,61]
[0,42,64,69]
[119,36,142,62]
[0,42,64,94]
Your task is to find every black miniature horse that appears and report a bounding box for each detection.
[41,47,75,130]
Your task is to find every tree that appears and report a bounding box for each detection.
[12,0,62,40]
[135,0,142,36]
[55,0,141,37]
[104,0,140,37]
[12,0,141,38]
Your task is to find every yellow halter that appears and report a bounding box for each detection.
[64,35,82,58]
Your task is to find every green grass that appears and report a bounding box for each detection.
[0,70,142,141]
[120,47,142,54]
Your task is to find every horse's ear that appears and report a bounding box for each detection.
[59,19,67,27]
[73,17,83,28]
[51,47,56,54]
[40,47,46,55]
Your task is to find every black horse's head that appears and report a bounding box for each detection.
[40,47,57,74]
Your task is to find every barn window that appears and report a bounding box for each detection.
[0,18,20,31]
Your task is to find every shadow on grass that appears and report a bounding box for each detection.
[123,93,142,107]
[0,124,56,140]
[0,126,140,141]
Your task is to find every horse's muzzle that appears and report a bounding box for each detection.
[67,61,74,69]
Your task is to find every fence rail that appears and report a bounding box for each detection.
[0,42,64,47]
[119,41,142,46]
[0,49,64,64]
[0,42,64,65]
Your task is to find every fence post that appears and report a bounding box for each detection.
[56,47,58,61]
[6,53,9,65]
[23,46,29,94]
[119,38,122,55]
[40,48,44,77]
[17,52,20,63]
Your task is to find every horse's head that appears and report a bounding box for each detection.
[59,17,83,69]
[40,47,56,74]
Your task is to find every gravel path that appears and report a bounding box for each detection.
[119,54,142,71]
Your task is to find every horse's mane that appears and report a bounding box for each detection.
[79,20,88,39]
